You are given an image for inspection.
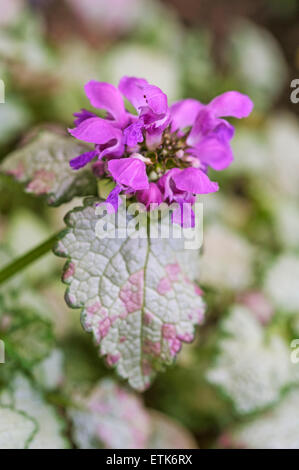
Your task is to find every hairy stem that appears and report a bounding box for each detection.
[0,233,60,285]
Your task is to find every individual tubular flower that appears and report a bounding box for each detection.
[68,76,253,225]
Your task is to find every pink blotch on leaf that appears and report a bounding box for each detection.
[165,263,181,282]
[162,323,176,339]
[85,301,108,331]
[106,353,120,366]
[169,338,182,357]
[157,277,172,295]
[7,162,25,180]
[119,270,144,314]
[66,293,76,306]
[86,303,98,315]
[176,332,194,343]
[97,426,115,448]
[142,359,153,378]
[144,312,154,325]
[98,317,111,340]
[26,169,55,195]
[143,339,161,356]
[194,284,203,296]
[89,398,112,415]
[162,324,183,357]
[240,291,273,325]
[63,262,75,281]
[158,264,182,295]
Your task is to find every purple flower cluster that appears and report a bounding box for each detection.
[69,77,253,225]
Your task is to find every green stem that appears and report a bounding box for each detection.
[0,233,60,285]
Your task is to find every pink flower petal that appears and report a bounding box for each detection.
[69,117,120,144]
[170,99,203,132]
[85,81,128,127]
[68,117,124,158]
[119,76,167,117]
[119,76,149,111]
[108,158,149,190]
[189,137,233,171]
[136,182,163,208]
[172,167,219,194]
[208,91,254,118]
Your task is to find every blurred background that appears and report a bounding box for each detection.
[0,0,299,449]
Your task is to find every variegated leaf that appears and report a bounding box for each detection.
[218,389,299,449]
[69,379,197,449]
[54,198,204,390]
[0,298,55,369]
[207,305,299,415]
[0,406,36,449]
[0,131,97,206]
[69,379,151,449]
[0,375,69,449]
[32,349,64,391]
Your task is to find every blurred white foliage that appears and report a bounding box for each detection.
[0,406,36,449]
[0,10,53,71]
[32,349,64,391]
[56,42,100,87]
[0,375,68,449]
[230,20,288,110]
[70,379,151,449]
[207,305,298,414]
[70,379,197,449]
[266,114,299,198]
[200,224,254,291]
[104,44,181,103]
[265,254,299,314]
[199,193,251,230]
[66,0,144,35]
[224,389,299,449]
[230,129,268,176]
[273,199,299,250]
[0,0,24,27]
[0,99,32,145]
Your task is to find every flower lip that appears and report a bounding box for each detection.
[84,80,128,128]
[108,158,149,191]
[118,76,168,118]
[208,91,254,118]
[171,167,219,194]
[68,117,124,160]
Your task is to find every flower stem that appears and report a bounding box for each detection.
[0,232,60,285]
